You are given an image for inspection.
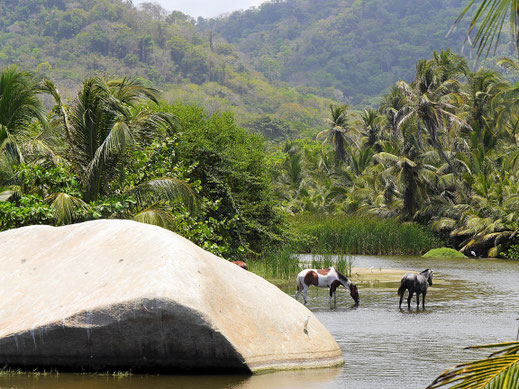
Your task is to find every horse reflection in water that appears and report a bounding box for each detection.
[295,267,359,309]
[398,269,433,309]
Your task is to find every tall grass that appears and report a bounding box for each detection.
[292,214,442,255]
[248,248,354,281]
[309,252,353,276]
[248,248,301,281]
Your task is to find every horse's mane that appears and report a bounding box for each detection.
[335,268,349,283]
[420,268,433,281]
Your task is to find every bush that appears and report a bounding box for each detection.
[422,247,467,258]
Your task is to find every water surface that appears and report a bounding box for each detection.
[1,255,517,389]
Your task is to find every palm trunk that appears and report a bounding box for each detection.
[429,127,459,177]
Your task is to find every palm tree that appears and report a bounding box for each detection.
[375,149,438,220]
[465,69,508,154]
[49,77,169,201]
[381,85,409,145]
[490,58,519,141]
[360,109,383,152]
[317,104,359,165]
[45,77,198,224]
[0,66,45,167]
[398,52,470,177]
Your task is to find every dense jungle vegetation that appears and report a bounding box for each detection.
[3,47,519,259]
[2,0,519,260]
[271,48,519,259]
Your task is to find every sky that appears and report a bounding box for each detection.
[133,0,267,19]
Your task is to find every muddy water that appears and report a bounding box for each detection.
[0,255,518,389]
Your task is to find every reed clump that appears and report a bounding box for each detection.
[248,248,354,282]
[292,214,442,255]
[248,248,301,282]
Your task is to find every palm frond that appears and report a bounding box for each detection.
[45,192,87,225]
[129,177,199,214]
[133,206,175,229]
[451,0,519,59]
[428,341,519,388]
[431,217,458,231]
[0,189,14,201]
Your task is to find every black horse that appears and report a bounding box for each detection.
[398,269,433,309]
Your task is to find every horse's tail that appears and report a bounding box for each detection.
[397,276,407,297]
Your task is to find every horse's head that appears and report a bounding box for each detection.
[421,269,433,286]
[349,283,359,304]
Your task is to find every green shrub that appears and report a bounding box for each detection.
[422,247,467,258]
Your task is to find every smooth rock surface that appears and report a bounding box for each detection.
[0,220,343,373]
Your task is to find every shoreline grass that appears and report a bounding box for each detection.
[291,214,442,256]
[249,249,354,282]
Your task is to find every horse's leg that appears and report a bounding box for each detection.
[399,289,405,309]
[422,291,426,309]
[302,285,309,305]
[328,290,336,309]
[329,280,339,309]
[407,290,414,309]
[416,293,420,308]
[295,282,301,301]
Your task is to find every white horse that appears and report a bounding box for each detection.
[295,267,359,308]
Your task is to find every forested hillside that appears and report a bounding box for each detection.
[203,0,514,105]
[0,0,335,138]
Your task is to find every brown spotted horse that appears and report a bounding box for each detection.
[295,267,359,308]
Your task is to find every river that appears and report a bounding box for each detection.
[0,255,517,389]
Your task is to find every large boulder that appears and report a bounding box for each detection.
[0,220,343,373]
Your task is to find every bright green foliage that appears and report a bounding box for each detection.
[162,103,286,256]
[0,90,286,258]
[0,68,285,257]
[0,195,53,229]
[422,247,467,258]
[119,135,245,258]
[506,244,519,259]
[0,66,45,165]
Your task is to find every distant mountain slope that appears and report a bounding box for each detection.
[202,0,512,105]
[0,0,335,138]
